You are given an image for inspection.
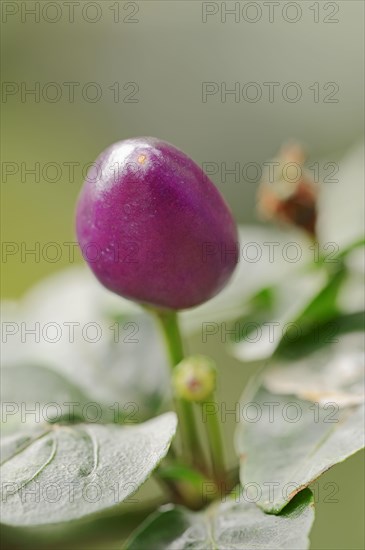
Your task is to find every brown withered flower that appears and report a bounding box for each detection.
[257,143,318,237]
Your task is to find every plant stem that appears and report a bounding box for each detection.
[151,309,207,473]
[202,395,225,484]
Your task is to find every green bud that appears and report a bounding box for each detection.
[172,355,216,402]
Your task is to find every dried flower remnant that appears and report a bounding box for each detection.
[257,143,318,237]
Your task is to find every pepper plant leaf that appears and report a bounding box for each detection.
[1,267,170,421]
[124,489,315,550]
[235,333,365,513]
[0,412,177,526]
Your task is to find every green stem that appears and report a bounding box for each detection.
[151,309,207,473]
[202,394,225,484]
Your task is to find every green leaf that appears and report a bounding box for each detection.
[1,267,170,421]
[336,245,365,315]
[157,464,210,488]
[0,412,177,526]
[276,311,365,360]
[232,261,362,363]
[0,364,91,434]
[181,225,313,333]
[232,266,331,362]
[235,333,365,513]
[124,489,315,550]
[0,360,159,430]
[317,141,364,251]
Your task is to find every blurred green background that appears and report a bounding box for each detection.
[1,1,364,548]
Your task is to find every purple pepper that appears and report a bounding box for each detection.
[76,137,238,310]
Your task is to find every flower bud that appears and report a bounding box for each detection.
[172,355,216,402]
[76,138,238,310]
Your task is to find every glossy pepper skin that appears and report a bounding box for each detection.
[76,137,238,310]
